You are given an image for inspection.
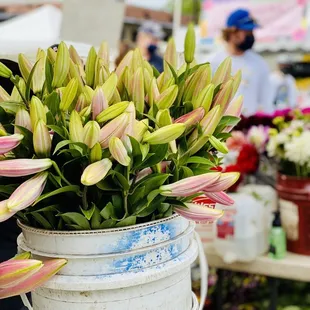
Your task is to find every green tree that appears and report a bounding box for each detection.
[167,0,201,24]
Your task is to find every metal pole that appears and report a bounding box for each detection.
[173,0,182,38]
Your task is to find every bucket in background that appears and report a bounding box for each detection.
[277,174,310,255]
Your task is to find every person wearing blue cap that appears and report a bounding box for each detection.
[210,9,274,116]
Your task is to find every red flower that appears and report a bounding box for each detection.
[237,143,259,174]
[224,164,243,192]
[211,166,223,172]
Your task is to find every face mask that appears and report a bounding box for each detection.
[148,44,158,54]
[237,34,255,51]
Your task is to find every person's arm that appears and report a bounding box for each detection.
[287,75,298,108]
[258,62,275,114]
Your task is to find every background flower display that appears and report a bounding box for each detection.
[267,113,310,177]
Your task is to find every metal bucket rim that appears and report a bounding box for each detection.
[17,222,195,259]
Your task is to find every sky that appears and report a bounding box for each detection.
[126,0,170,10]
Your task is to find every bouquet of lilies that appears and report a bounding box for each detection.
[0,25,241,231]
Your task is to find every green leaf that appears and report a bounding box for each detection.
[59,212,90,230]
[15,125,33,144]
[48,125,67,140]
[0,185,16,196]
[215,132,232,141]
[0,101,24,114]
[136,195,166,217]
[134,173,170,196]
[53,140,71,154]
[100,202,116,220]
[45,57,54,94]
[166,61,178,81]
[111,171,130,191]
[31,213,53,230]
[138,144,168,170]
[152,66,160,78]
[167,199,187,208]
[99,219,116,229]
[147,189,163,204]
[115,216,136,227]
[96,179,119,191]
[157,203,170,214]
[220,115,240,127]
[80,204,95,221]
[209,135,228,154]
[163,206,173,218]
[45,92,60,115]
[26,60,39,101]
[91,205,102,229]
[181,166,194,178]
[28,204,59,214]
[34,185,80,205]
[186,156,214,166]
[128,186,145,205]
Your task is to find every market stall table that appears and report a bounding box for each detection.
[204,244,310,310]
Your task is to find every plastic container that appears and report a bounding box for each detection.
[17,215,199,310]
[277,174,310,255]
[213,192,269,263]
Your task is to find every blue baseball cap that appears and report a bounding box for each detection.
[226,9,260,30]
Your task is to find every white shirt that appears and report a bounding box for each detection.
[269,71,297,109]
[210,50,274,116]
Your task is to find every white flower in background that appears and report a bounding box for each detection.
[284,131,310,166]
[276,132,289,145]
[267,136,278,157]
[247,125,268,153]
[290,120,304,130]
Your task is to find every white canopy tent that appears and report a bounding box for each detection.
[0,5,62,58]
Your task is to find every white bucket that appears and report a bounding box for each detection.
[17,215,199,310]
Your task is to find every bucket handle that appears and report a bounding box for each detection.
[20,234,208,310]
[195,231,208,310]
[21,293,33,310]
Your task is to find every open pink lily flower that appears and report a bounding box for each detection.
[0,134,24,155]
[0,258,67,299]
[174,202,223,223]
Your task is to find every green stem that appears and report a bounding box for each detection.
[122,166,130,219]
[11,76,28,107]
[52,161,72,186]
[82,186,88,210]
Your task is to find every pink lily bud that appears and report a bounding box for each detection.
[0,259,43,289]
[15,108,32,133]
[99,113,129,149]
[91,87,108,120]
[75,93,88,112]
[0,200,15,222]
[174,107,205,128]
[212,79,234,112]
[33,120,52,158]
[115,50,133,77]
[175,203,223,223]
[0,134,23,155]
[204,191,235,206]
[81,158,112,186]
[160,172,221,197]
[224,95,243,117]
[0,158,52,177]
[109,137,131,166]
[132,67,145,114]
[202,172,240,192]
[0,258,67,299]
[7,172,48,212]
